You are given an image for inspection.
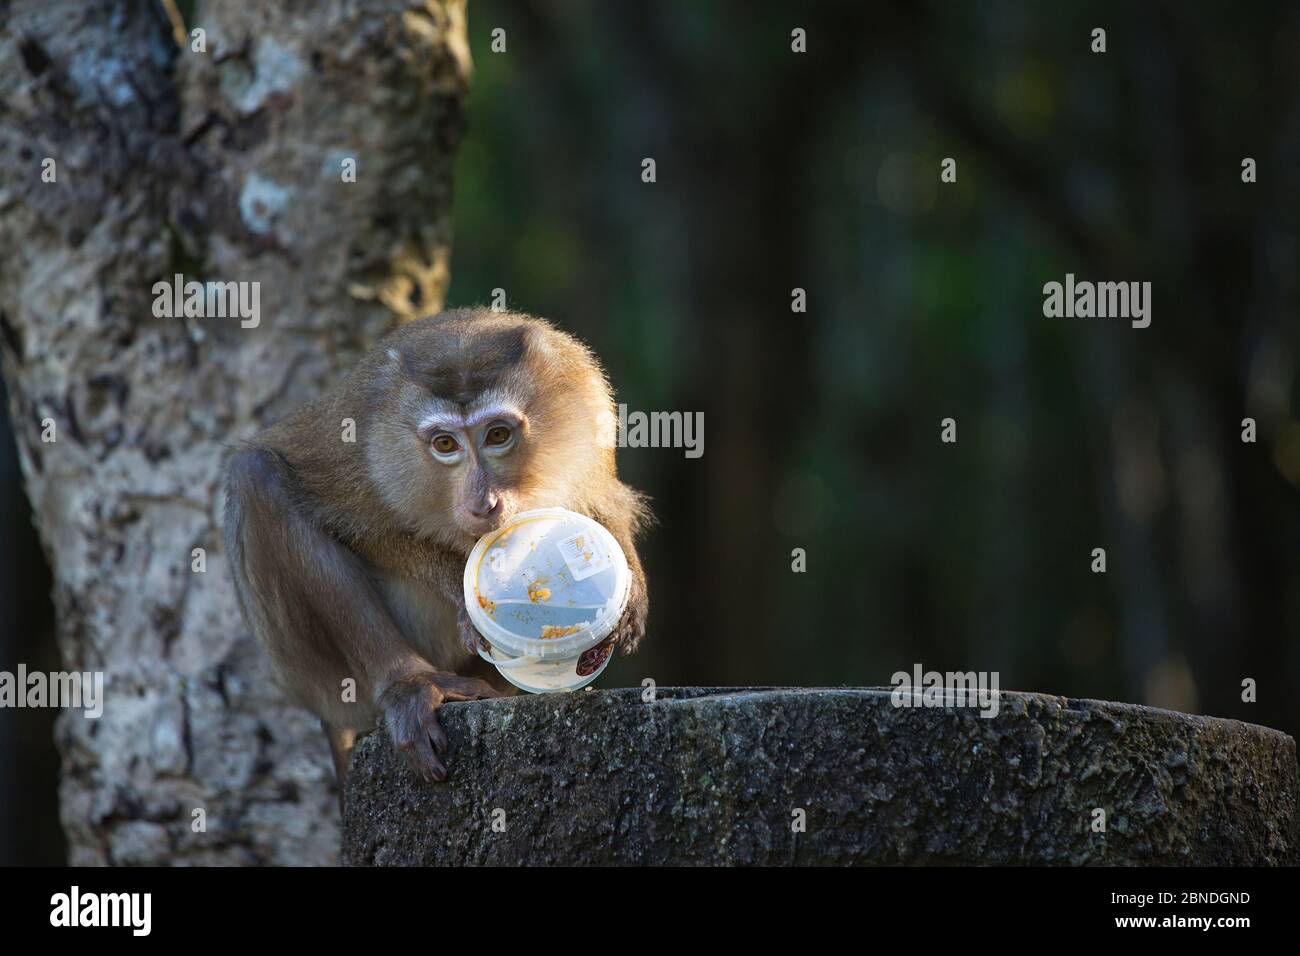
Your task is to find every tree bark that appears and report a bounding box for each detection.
[0,0,469,865]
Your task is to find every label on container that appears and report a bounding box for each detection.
[557,531,610,582]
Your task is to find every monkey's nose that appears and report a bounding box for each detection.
[470,495,501,519]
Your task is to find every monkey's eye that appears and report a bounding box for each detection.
[484,424,513,447]
[431,434,461,455]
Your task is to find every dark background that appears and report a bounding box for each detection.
[4,0,1299,863]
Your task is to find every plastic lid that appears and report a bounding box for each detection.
[463,508,631,659]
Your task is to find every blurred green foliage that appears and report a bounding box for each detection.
[448,1,1300,736]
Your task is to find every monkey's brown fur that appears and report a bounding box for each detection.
[224,309,650,796]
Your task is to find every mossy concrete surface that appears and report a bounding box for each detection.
[342,687,1298,865]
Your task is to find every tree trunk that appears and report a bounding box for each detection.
[0,0,469,865]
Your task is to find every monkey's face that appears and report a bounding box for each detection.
[416,400,530,540]
[368,389,536,547]
[368,313,615,549]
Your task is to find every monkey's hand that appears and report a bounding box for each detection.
[614,574,648,657]
[457,604,489,656]
[378,670,500,783]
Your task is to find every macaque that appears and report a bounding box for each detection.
[223,309,650,796]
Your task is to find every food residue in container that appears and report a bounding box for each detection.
[476,592,497,616]
[526,577,552,603]
[539,624,583,640]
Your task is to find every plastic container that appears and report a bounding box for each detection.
[463,507,630,693]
